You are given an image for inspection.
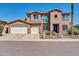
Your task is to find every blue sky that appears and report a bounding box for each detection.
[0,3,79,25]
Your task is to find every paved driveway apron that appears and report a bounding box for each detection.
[0,34,40,40]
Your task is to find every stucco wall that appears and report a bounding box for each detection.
[49,11,70,35]
[50,11,62,35]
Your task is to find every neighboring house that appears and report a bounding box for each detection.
[0,9,70,35]
[0,20,7,34]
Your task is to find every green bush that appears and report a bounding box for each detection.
[45,31,51,35]
[45,31,57,36]
[52,31,56,36]
[68,27,79,35]
[0,26,4,35]
[74,27,79,35]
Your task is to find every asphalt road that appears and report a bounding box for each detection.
[0,41,79,56]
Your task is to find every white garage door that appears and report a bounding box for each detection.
[31,26,39,34]
[11,27,27,34]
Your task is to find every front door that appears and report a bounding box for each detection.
[53,24,59,33]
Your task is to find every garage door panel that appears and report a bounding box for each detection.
[11,27,27,34]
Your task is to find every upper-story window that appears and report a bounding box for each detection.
[42,15,48,23]
[54,15,58,19]
[33,14,39,20]
[63,15,68,20]
[42,15,48,30]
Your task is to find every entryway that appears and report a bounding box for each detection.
[53,24,59,33]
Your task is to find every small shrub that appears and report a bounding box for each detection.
[74,32,78,35]
[45,31,57,36]
[52,31,56,36]
[68,29,72,35]
[68,27,79,35]
[74,27,79,35]
[45,31,51,35]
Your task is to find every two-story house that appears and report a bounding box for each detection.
[1,9,70,36]
[26,9,70,35]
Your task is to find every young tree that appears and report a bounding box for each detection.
[71,3,74,35]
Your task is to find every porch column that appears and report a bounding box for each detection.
[50,23,53,32]
[40,23,43,33]
[2,24,7,34]
[28,24,31,34]
[39,14,43,33]
[59,24,63,36]
[8,25,11,34]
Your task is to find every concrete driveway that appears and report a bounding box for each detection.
[0,34,40,40]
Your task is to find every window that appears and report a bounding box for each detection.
[42,15,48,23]
[41,15,48,30]
[43,23,47,30]
[62,25,68,32]
[63,15,68,20]
[54,15,57,19]
[34,14,39,20]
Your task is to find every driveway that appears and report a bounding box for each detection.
[0,34,40,40]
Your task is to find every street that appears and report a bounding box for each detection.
[0,41,79,56]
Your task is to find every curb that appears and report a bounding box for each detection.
[0,39,79,42]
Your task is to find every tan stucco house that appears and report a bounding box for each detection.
[0,9,70,35]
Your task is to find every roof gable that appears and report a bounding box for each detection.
[49,9,63,13]
[27,12,40,14]
[0,20,7,24]
[8,19,29,24]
